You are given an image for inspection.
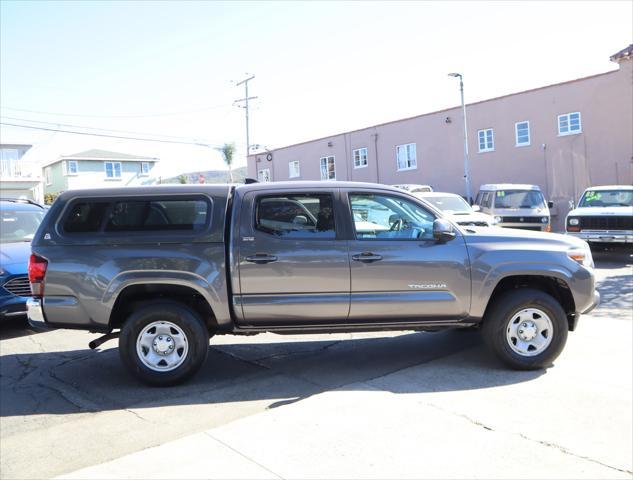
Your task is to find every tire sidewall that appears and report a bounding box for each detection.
[484,289,568,369]
[119,302,209,386]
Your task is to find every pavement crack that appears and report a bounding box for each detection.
[203,431,284,479]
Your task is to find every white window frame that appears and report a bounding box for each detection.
[44,167,51,186]
[478,129,494,153]
[515,121,530,147]
[64,160,78,176]
[140,162,150,176]
[320,155,336,180]
[258,168,271,182]
[104,161,122,179]
[288,161,300,178]
[353,147,368,169]
[396,143,417,171]
[558,112,582,136]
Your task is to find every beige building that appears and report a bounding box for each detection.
[247,45,633,230]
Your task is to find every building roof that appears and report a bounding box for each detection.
[610,44,633,63]
[44,149,158,167]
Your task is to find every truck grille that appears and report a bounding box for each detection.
[509,226,542,231]
[458,221,489,227]
[2,276,32,297]
[579,216,633,231]
[502,216,543,224]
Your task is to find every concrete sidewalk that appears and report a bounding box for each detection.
[59,329,632,480]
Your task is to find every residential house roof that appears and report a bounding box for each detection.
[44,149,159,167]
[610,44,633,62]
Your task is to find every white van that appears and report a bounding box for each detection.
[474,184,551,232]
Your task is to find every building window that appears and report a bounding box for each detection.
[105,161,122,179]
[44,167,51,186]
[558,112,581,136]
[141,162,150,176]
[289,161,300,178]
[258,168,271,182]
[320,156,336,180]
[478,129,494,152]
[64,160,78,175]
[515,121,530,146]
[353,147,368,169]
[396,143,417,171]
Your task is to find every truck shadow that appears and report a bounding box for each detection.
[1,330,545,418]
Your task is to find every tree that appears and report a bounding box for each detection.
[217,143,235,182]
[178,174,188,184]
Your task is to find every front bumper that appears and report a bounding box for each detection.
[567,231,633,244]
[500,222,548,232]
[26,298,55,331]
[0,296,27,320]
[581,290,601,315]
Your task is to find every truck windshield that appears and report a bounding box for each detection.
[579,190,633,208]
[494,190,545,209]
[0,210,45,243]
[422,196,471,214]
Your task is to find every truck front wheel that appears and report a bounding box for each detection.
[482,289,568,370]
[119,302,210,386]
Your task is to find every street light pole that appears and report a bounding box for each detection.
[449,73,472,203]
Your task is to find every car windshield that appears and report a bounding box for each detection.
[0,209,45,243]
[579,190,633,208]
[423,196,471,214]
[494,190,545,209]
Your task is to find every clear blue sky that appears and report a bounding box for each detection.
[1,1,631,177]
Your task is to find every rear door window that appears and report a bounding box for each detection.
[63,202,110,233]
[255,193,335,239]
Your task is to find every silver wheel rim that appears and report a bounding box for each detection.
[506,308,553,357]
[136,321,189,372]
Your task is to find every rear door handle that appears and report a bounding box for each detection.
[245,254,278,264]
[352,252,383,263]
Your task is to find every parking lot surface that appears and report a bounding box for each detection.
[1,252,631,479]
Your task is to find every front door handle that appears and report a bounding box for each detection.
[352,252,383,263]
[245,254,278,264]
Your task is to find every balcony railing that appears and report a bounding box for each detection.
[0,159,41,180]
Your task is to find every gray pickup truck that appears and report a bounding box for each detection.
[27,182,599,386]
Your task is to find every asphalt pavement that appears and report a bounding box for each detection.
[1,251,631,479]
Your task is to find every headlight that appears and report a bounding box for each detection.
[494,216,502,223]
[568,218,579,226]
[568,247,594,269]
[541,217,549,223]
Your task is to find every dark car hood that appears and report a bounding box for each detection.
[0,242,31,273]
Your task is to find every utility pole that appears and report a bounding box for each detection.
[233,74,257,155]
[449,72,472,203]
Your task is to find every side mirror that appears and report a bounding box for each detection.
[433,218,456,243]
[547,201,554,209]
[293,215,308,225]
[472,205,481,212]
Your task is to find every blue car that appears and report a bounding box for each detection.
[0,199,46,321]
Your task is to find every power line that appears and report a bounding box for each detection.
[0,115,212,142]
[0,122,220,147]
[0,104,234,119]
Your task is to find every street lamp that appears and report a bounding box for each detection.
[448,72,472,203]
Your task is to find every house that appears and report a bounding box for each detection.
[43,149,159,195]
[0,144,43,202]
[247,45,633,231]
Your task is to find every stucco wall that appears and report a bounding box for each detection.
[248,59,633,230]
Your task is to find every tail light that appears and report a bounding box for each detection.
[28,254,48,297]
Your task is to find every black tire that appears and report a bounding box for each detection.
[481,289,568,370]
[119,301,210,386]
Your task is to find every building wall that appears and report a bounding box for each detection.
[248,57,633,230]
[44,160,157,194]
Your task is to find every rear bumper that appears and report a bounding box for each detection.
[26,298,55,331]
[0,296,27,320]
[567,231,633,244]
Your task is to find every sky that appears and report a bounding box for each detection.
[1,0,631,178]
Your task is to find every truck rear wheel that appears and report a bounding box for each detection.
[482,289,568,370]
[119,302,209,386]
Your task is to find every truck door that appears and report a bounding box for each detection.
[236,189,350,326]
[345,190,471,321]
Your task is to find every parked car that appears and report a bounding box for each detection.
[27,182,598,386]
[565,185,633,249]
[392,184,434,193]
[413,192,496,227]
[474,184,552,232]
[1,199,46,321]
